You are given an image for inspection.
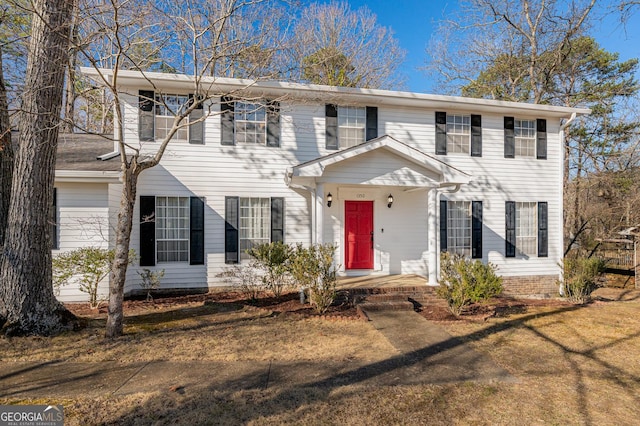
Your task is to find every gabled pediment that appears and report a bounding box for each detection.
[287,135,472,188]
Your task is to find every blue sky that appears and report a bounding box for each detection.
[326,0,640,93]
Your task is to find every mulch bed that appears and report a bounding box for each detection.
[65,290,362,321]
[415,296,573,322]
[65,290,576,323]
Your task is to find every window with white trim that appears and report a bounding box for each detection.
[516,202,537,256]
[239,197,270,259]
[235,101,267,144]
[515,119,536,157]
[338,106,366,148]
[447,201,471,256]
[446,114,470,154]
[155,94,189,141]
[156,196,190,262]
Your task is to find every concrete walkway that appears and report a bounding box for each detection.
[0,312,515,399]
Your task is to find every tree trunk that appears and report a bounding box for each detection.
[563,127,571,244]
[105,165,139,337]
[0,48,12,247]
[0,0,77,335]
[61,4,79,134]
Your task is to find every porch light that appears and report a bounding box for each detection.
[387,194,394,208]
[327,192,333,207]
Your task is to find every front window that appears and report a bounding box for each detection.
[515,119,536,157]
[516,202,537,256]
[239,197,270,259]
[235,101,267,144]
[155,94,189,141]
[156,196,190,262]
[447,201,471,256]
[446,114,470,154]
[338,106,365,148]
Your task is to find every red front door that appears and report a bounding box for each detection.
[345,201,374,269]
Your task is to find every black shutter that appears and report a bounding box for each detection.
[440,200,447,252]
[366,106,378,141]
[538,202,548,257]
[435,111,447,155]
[505,201,516,258]
[472,201,482,259]
[188,94,204,145]
[140,196,156,266]
[326,104,338,150]
[225,196,239,264]
[221,96,235,146]
[504,116,515,158]
[270,197,284,243]
[139,90,155,142]
[190,197,205,265]
[536,119,547,160]
[266,101,280,147]
[51,188,58,249]
[471,114,482,157]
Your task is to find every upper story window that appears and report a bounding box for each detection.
[235,101,267,144]
[220,98,280,147]
[446,114,471,154]
[338,106,366,148]
[514,119,536,157]
[325,104,378,151]
[504,117,547,160]
[155,94,189,141]
[435,111,482,157]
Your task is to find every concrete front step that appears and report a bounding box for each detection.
[347,287,447,309]
[356,301,415,316]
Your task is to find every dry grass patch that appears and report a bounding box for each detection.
[0,302,395,364]
[2,289,640,425]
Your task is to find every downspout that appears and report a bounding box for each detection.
[558,112,577,295]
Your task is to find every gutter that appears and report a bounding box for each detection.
[97,151,119,161]
[560,112,577,130]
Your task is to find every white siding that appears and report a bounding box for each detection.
[53,182,112,302]
[59,90,564,293]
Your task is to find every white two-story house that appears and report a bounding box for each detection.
[52,69,589,302]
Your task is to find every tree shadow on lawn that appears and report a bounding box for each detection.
[105,303,640,425]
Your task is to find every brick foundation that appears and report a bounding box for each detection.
[501,275,559,298]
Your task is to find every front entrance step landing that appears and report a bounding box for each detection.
[348,286,448,314]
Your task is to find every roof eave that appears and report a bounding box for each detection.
[55,170,121,183]
[81,68,591,119]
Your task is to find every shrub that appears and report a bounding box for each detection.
[436,252,503,316]
[138,268,165,301]
[216,262,265,301]
[560,257,606,304]
[290,243,338,313]
[53,247,136,309]
[247,241,293,298]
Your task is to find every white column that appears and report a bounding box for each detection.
[310,187,317,245]
[315,183,324,244]
[427,188,438,285]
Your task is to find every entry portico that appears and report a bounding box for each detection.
[286,135,472,284]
